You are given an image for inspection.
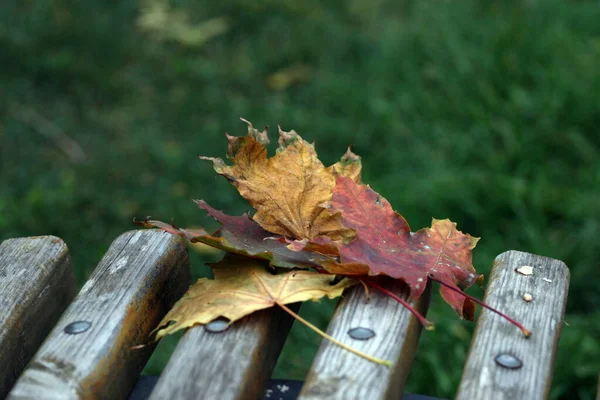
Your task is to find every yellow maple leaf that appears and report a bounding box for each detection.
[155,256,355,338]
[153,255,390,366]
[201,119,355,241]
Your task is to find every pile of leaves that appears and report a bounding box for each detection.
[136,119,530,365]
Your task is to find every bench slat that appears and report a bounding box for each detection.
[299,279,431,400]
[0,236,76,398]
[149,305,298,400]
[9,230,190,400]
[456,251,569,400]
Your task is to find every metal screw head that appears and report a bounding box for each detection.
[204,317,230,333]
[347,327,376,341]
[64,321,92,334]
[494,353,523,369]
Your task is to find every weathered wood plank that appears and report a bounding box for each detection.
[0,236,76,398]
[299,279,431,400]
[149,304,298,400]
[9,230,190,400]
[456,251,569,400]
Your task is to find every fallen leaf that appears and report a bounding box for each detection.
[200,119,355,241]
[151,255,388,365]
[310,175,482,320]
[135,200,330,269]
[154,255,357,338]
[266,63,312,91]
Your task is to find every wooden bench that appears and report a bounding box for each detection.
[0,230,571,399]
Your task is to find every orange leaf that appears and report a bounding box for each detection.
[200,119,355,241]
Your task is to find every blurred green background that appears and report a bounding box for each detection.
[1,0,599,398]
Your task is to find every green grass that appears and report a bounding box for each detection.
[1,0,599,398]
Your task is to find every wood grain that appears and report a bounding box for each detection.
[456,251,569,400]
[149,304,299,400]
[8,230,190,400]
[299,278,431,400]
[0,236,75,398]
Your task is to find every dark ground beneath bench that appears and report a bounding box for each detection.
[128,377,446,400]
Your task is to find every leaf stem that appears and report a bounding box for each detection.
[432,278,531,337]
[363,279,434,331]
[277,303,392,367]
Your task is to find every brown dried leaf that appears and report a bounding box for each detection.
[200,119,354,241]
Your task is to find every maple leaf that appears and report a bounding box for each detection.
[152,255,390,365]
[311,175,482,319]
[324,176,482,319]
[306,175,530,336]
[134,200,330,269]
[200,118,355,241]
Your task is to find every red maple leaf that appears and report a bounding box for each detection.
[322,175,481,319]
[306,175,529,335]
